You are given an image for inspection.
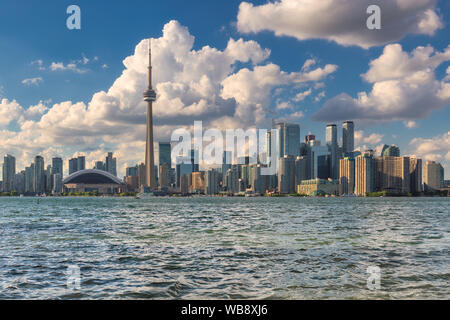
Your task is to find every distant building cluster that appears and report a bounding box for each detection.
[121,121,446,197]
[0,152,119,196]
[0,122,447,197]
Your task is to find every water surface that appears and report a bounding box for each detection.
[0,197,448,299]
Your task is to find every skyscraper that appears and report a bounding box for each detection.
[424,160,443,191]
[158,142,171,168]
[77,156,86,171]
[326,124,338,179]
[339,157,355,195]
[342,121,354,155]
[52,157,63,176]
[373,156,410,194]
[2,154,16,192]
[355,154,374,196]
[409,158,423,193]
[105,152,117,177]
[274,123,300,158]
[295,156,307,188]
[34,156,45,194]
[278,155,295,194]
[205,169,219,195]
[144,39,157,189]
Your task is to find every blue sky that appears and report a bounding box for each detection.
[0,0,449,178]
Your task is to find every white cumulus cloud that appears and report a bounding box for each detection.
[237,0,443,49]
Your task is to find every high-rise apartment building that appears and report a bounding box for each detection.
[355,154,374,196]
[34,156,45,194]
[424,160,444,191]
[2,154,16,192]
[374,156,410,194]
[409,158,423,193]
[339,157,355,195]
[105,152,117,177]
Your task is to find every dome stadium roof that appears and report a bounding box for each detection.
[63,169,124,185]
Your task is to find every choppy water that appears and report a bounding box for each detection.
[0,196,448,299]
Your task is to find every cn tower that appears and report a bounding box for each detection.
[143,39,156,189]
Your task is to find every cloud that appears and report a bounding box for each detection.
[236,0,443,49]
[22,77,43,86]
[409,131,450,162]
[31,59,45,70]
[0,20,334,178]
[404,120,418,128]
[293,89,312,102]
[355,130,384,146]
[49,62,87,74]
[312,44,450,123]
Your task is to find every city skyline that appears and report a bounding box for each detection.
[0,1,449,180]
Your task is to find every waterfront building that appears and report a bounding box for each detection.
[125,176,139,192]
[159,163,169,189]
[2,154,16,192]
[205,169,219,195]
[25,165,34,193]
[52,173,62,194]
[297,178,339,196]
[137,163,146,188]
[176,157,193,188]
[342,121,354,155]
[63,169,125,194]
[225,166,239,194]
[295,156,307,189]
[240,164,250,188]
[105,152,117,177]
[191,172,204,193]
[13,172,25,194]
[373,156,410,194]
[424,160,444,191]
[250,164,264,194]
[409,158,423,193]
[45,165,53,193]
[278,155,295,194]
[355,154,374,196]
[339,157,355,195]
[180,174,189,195]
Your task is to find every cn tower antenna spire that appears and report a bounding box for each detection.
[148,38,152,90]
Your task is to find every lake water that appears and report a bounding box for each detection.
[0,196,448,299]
